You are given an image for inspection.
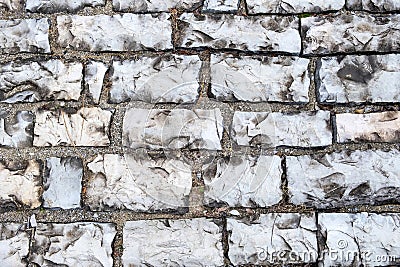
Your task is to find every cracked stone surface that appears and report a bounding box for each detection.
[319,213,400,266]
[302,14,400,55]
[204,155,282,207]
[0,160,42,210]
[43,157,83,209]
[26,0,105,12]
[0,0,22,10]
[336,111,400,143]
[30,222,116,267]
[122,218,224,266]
[228,213,318,265]
[210,55,310,103]
[231,111,332,148]
[110,55,201,104]
[202,0,239,12]
[247,0,345,13]
[0,19,50,54]
[57,14,172,52]
[177,14,301,53]
[113,0,202,11]
[287,150,400,208]
[317,54,400,104]
[347,0,400,11]
[0,60,83,103]
[0,223,29,266]
[85,153,192,211]
[33,107,112,147]
[123,108,223,150]
[0,111,33,148]
[85,60,107,104]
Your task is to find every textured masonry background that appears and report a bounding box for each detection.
[1,0,400,266]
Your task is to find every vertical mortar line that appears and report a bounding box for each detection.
[315,211,322,266]
[198,50,211,99]
[331,112,337,145]
[170,8,180,49]
[112,222,124,267]
[238,0,248,15]
[280,156,290,204]
[306,57,318,111]
[298,14,304,57]
[221,215,232,266]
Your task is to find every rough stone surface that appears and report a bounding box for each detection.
[210,55,310,103]
[287,150,400,208]
[33,107,112,147]
[43,157,83,209]
[336,111,400,143]
[227,213,318,265]
[30,222,116,267]
[113,0,202,12]
[319,213,400,266]
[85,153,192,211]
[123,108,223,150]
[177,14,301,53]
[0,111,33,148]
[203,0,239,12]
[0,0,22,10]
[0,160,42,210]
[57,14,172,52]
[302,14,400,55]
[122,218,224,266]
[231,111,332,148]
[110,55,201,103]
[0,19,50,54]
[204,155,282,207]
[26,0,105,13]
[0,60,83,103]
[85,60,107,104]
[247,0,345,13]
[347,0,400,11]
[317,54,400,104]
[0,223,29,266]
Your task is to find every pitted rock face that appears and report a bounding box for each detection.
[85,60,108,104]
[287,150,400,208]
[210,55,310,103]
[247,0,345,13]
[347,0,400,11]
[110,55,201,103]
[177,14,301,53]
[113,0,202,12]
[26,0,106,13]
[0,0,22,11]
[227,213,318,265]
[202,0,239,12]
[0,223,29,266]
[122,218,224,266]
[0,111,33,148]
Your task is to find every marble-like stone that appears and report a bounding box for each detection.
[0,223,29,267]
[228,213,318,265]
[210,55,310,103]
[113,0,202,11]
[319,213,400,266]
[85,60,107,104]
[336,111,400,143]
[0,0,22,11]
[123,108,223,150]
[110,55,201,103]
[122,218,224,266]
[287,149,400,208]
[247,0,345,13]
[0,18,50,54]
[0,60,83,103]
[302,14,400,54]
[57,14,172,51]
[317,54,400,103]
[231,111,332,148]
[85,153,192,211]
[0,111,33,148]
[177,13,301,53]
[204,155,282,207]
[33,107,112,147]
[26,0,105,12]
[202,0,239,12]
[30,222,116,267]
[347,0,400,11]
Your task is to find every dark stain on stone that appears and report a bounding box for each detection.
[337,64,373,84]
[349,182,371,196]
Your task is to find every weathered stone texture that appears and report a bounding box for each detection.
[302,14,400,54]
[85,153,192,211]
[26,0,105,13]
[113,0,202,11]
[231,111,332,148]
[85,60,107,104]
[0,0,22,11]
[0,111,33,148]
[204,155,282,207]
[287,150,400,208]
[33,107,112,147]
[43,157,83,209]
[57,14,172,51]
[0,223,29,267]
[210,55,310,103]
[0,160,42,210]
[317,54,400,104]
[110,55,201,103]
[122,218,224,266]
[247,0,345,13]
[347,0,400,11]
[0,60,83,103]
[0,19,50,54]
[123,108,223,150]
[177,14,301,53]
[319,213,400,266]
[228,213,318,265]
[336,111,400,143]
[203,0,239,12]
[30,222,116,267]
